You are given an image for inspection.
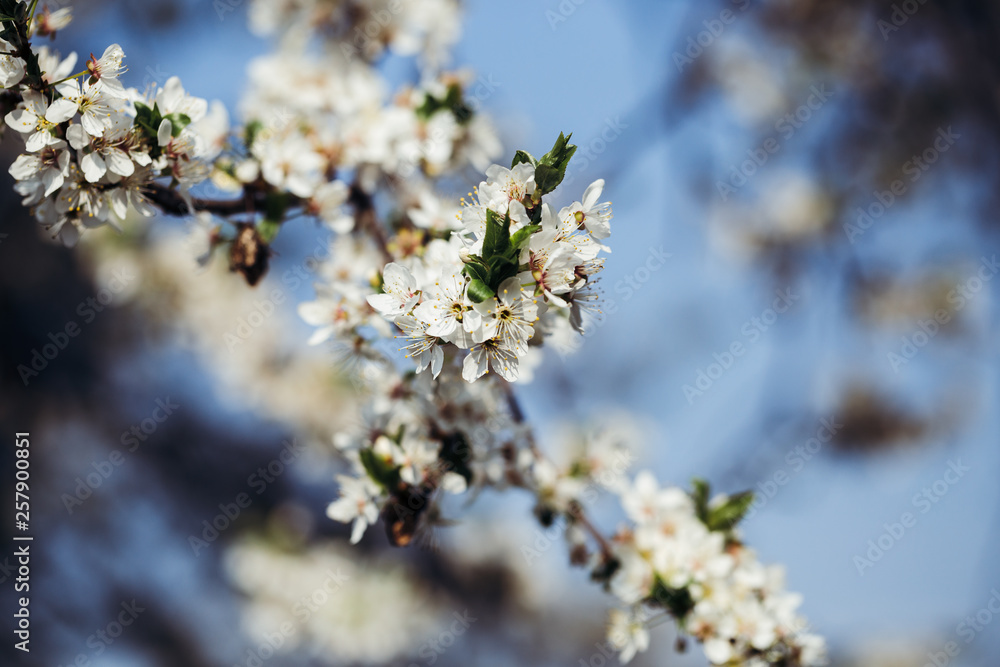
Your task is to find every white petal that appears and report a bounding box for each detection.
[130,194,157,218]
[704,638,733,664]
[96,78,128,99]
[441,471,467,494]
[80,152,106,182]
[298,301,332,325]
[21,91,48,116]
[349,518,367,544]
[366,292,405,316]
[157,119,173,147]
[462,348,488,382]
[100,43,125,64]
[494,353,519,382]
[0,56,25,88]
[66,123,89,150]
[583,179,605,209]
[307,326,334,346]
[430,345,444,379]
[81,111,107,137]
[42,168,64,197]
[54,79,80,99]
[5,108,37,134]
[105,147,134,177]
[382,262,416,295]
[45,98,78,124]
[325,497,355,523]
[109,188,128,219]
[25,131,53,152]
[58,222,80,247]
[9,154,38,180]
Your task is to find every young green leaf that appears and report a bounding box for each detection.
[257,218,281,244]
[481,208,511,259]
[649,576,696,620]
[510,224,541,251]
[263,191,291,223]
[466,278,495,303]
[511,150,537,169]
[359,449,400,492]
[244,120,264,148]
[487,255,519,289]
[416,83,474,124]
[706,491,755,532]
[462,258,489,284]
[691,477,710,523]
[534,132,578,195]
[163,113,192,137]
[539,132,576,167]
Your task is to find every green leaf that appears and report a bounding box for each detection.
[534,132,578,195]
[462,257,489,284]
[534,164,564,197]
[257,218,281,244]
[135,102,154,127]
[649,576,696,620]
[511,150,537,169]
[466,278,495,303]
[244,120,264,148]
[510,224,541,251]
[416,83,474,124]
[263,191,291,222]
[482,208,511,260]
[487,255,519,289]
[691,477,710,523]
[539,131,577,167]
[706,491,755,532]
[133,103,163,151]
[359,448,400,492]
[162,113,192,137]
[134,102,167,139]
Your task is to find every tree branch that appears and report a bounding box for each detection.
[142,181,301,218]
[348,183,393,263]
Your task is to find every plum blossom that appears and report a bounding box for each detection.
[326,475,381,544]
[367,263,420,316]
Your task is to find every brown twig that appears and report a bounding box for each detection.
[348,182,393,263]
[141,182,301,218]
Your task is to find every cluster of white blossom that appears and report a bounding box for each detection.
[1,4,227,246]
[606,473,827,665]
[320,345,827,664]
[246,0,461,69]
[0,1,827,664]
[354,148,610,384]
[226,538,448,664]
[324,359,518,546]
[201,0,500,246]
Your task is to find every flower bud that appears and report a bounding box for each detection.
[229,224,269,286]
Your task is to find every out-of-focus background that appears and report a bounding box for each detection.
[2,0,999,665]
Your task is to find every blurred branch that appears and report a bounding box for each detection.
[142,181,292,217]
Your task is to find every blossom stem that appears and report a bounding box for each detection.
[48,69,90,87]
[25,0,39,31]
